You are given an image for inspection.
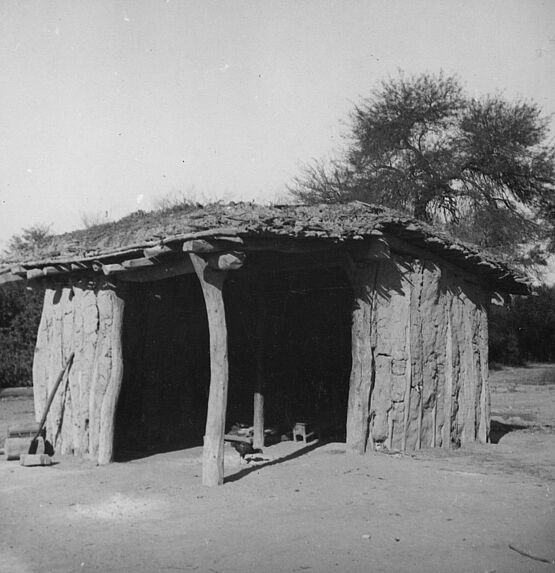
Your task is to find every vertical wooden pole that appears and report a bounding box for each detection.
[477,303,489,444]
[401,320,412,451]
[417,388,423,450]
[387,409,394,451]
[431,403,437,448]
[443,310,453,449]
[253,293,266,451]
[462,303,477,445]
[253,394,264,449]
[346,264,377,454]
[191,254,229,486]
[98,285,126,465]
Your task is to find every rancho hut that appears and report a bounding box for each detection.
[0,202,530,485]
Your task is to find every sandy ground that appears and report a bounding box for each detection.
[1,366,554,573]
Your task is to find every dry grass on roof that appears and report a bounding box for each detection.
[9,201,417,262]
[1,201,530,295]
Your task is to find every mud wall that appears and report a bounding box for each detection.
[32,278,125,463]
[347,254,490,452]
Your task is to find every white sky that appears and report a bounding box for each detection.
[1,0,554,246]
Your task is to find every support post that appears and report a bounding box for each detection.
[477,303,489,444]
[98,285,126,465]
[346,264,377,454]
[443,312,453,449]
[253,293,266,451]
[190,253,229,486]
[401,318,412,451]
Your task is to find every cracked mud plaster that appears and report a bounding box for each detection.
[348,254,489,453]
[33,279,125,463]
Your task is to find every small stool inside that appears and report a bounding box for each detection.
[292,422,315,444]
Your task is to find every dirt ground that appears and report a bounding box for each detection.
[1,365,554,573]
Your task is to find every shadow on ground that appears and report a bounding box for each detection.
[489,420,527,444]
[225,439,330,483]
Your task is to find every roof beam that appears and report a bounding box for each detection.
[0,272,23,285]
[114,257,195,282]
[182,238,244,254]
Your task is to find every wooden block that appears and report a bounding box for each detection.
[20,453,52,467]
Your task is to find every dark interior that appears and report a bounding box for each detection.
[115,262,353,460]
[115,274,210,459]
[225,265,353,437]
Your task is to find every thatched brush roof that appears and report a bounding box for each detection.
[0,202,530,294]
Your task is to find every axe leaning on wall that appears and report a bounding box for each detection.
[29,351,75,455]
[4,352,75,466]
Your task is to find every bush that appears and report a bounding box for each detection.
[489,285,555,365]
[0,284,43,388]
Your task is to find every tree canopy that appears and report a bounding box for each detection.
[5,223,52,259]
[290,72,555,255]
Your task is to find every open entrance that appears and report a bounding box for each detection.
[114,261,353,460]
[225,264,353,441]
[114,274,210,460]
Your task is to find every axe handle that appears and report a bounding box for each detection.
[32,352,75,443]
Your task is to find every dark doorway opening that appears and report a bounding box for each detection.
[114,274,209,460]
[225,264,353,441]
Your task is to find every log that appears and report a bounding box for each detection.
[242,238,335,254]
[10,265,27,277]
[346,264,378,454]
[102,263,126,276]
[478,303,489,443]
[0,272,23,285]
[443,312,453,448]
[417,386,423,450]
[190,253,229,486]
[26,269,44,281]
[97,286,126,465]
[182,238,244,254]
[206,251,246,272]
[118,257,195,282]
[461,298,477,444]
[401,319,412,451]
[42,265,71,276]
[143,245,175,258]
[122,257,158,269]
[387,409,394,451]
[252,293,266,451]
[431,402,437,448]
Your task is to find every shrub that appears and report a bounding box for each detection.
[0,284,42,388]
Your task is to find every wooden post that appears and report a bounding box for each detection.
[346,264,377,454]
[443,311,453,449]
[253,293,266,451]
[417,387,423,450]
[477,304,489,444]
[97,286,126,465]
[387,409,394,451]
[401,319,412,451]
[431,402,437,448]
[190,253,229,486]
